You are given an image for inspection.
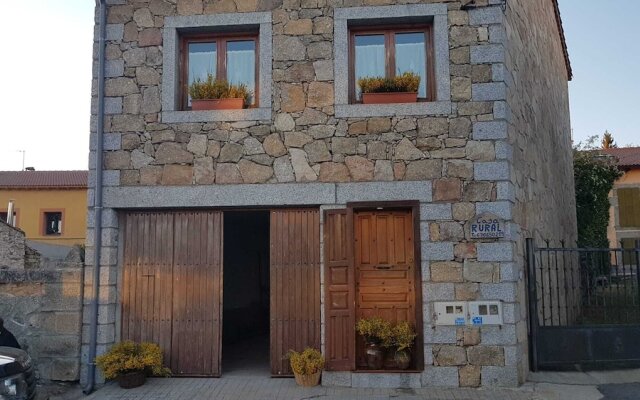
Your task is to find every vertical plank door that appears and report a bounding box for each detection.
[270,209,321,376]
[354,210,416,367]
[324,209,356,371]
[123,211,223,377]
[122,212,175,369]
[171,211,223,376]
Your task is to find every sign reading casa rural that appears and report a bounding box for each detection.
[470,213,505,239]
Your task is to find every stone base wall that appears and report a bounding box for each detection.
[0,236,84,382]
[505,0,578,383]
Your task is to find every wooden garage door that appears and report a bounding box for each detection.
[122,211,223,377]
[354,210,416,367]
[270,209,321,376]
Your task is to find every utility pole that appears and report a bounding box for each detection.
[17,150,25,171]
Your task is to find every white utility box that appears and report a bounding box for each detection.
[434,302,467,326]
[468,301,503,325]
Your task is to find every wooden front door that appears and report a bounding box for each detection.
[122,211,223,377]
[269,209,321,376]
[354,210,416,367]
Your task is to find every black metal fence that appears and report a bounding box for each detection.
[528,239,640,326]
[527,238,640,370]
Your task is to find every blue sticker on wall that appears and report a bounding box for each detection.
[472,316,483,325]
[455,317,465,326]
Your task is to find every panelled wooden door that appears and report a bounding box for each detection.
[324,209,356,371]
[122,211,223,377]
[270,209,321,376]
[354,210,416,367]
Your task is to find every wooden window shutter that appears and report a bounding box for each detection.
[618,188,640,228]
[323,209,355,371]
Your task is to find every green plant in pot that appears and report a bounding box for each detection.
[287,348,325,387]
[95,341,171,389]
[189,74,252,110]
[356,317,392,369]
[390,321,417,370]
[358,72,421,104]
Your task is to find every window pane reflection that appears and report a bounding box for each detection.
[227,40,256,105]
[395,32,427,98]
[188,42,216,105]
[355,34,385,100]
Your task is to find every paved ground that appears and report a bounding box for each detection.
[84,376,537,400]
[53,369,640,400]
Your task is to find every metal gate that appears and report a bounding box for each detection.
[526,238,640,370]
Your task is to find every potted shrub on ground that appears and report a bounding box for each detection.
[356,316,392,369]
[189,74,252,110]
[390,321,417,370]
[288,348,325,387]
[358,72,421,104]
[95,341,171,389]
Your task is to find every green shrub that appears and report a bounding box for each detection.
[189,74,252,104]
[358,72,421,94]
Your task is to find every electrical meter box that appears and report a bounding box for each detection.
[434,302,468,326]
[468,301,503,325]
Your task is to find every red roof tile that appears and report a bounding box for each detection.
[602,147,640,169]
[0,171,88,189]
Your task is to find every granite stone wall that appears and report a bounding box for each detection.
[84,0,574,388]
[0,222,84,382]
[504,0,577,383]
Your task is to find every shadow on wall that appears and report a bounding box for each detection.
[0,221,84,383]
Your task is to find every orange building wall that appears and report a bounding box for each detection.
[0,188,87,246]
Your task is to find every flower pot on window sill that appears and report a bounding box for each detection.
[191,98,244,111]
[362,92,418,105]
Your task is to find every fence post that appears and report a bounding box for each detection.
[526,238,539,372]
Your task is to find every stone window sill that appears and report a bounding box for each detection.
[162,108,272,123]
[335,101,451,118]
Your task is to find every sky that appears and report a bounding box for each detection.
[0,1,637,171]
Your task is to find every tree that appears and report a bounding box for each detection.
[601,130,617,149]
[573,138,622,247]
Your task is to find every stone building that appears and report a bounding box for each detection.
[84,0,577,388]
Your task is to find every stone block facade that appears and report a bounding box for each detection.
[0,221,84,382]
[84,0,576,389]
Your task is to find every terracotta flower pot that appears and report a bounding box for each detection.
[294,371,321,387]
[191,98,244,110]
[362,92,418,104]
[365,343,385,369]
[117,371,146,389]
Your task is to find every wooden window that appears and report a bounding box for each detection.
[618,188,640,228]
[43,211,63,235]
[180,32,259,110]
[349,25,435,103]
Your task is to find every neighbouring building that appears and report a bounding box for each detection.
[84,0,576,389]
[0,170,88,247]
[604,147,640,252]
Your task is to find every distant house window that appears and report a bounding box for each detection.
[350,25,434,103]
[181,33,258,109]
[618,188,640,228]
[0,212,13,222]
[44,212,63,235]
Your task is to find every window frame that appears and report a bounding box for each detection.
[348,24,436,104]
[42,210,64,236]
[0,209,19,226]
[179,31,260,111]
